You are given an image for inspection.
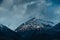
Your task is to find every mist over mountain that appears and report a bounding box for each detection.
[15,18,60,40]
[0,0,60,40]
[0,0,60,31]
[0,17,60,40]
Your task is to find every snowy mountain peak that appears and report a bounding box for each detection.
[15,17,53,32]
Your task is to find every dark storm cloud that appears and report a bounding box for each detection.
[0,0,3,4]
[47,0,60,5]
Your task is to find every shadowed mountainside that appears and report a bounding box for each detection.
[0,18,60,40]
[15,18,60,40]
[0,24,23,40]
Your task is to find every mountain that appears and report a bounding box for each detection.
[15,17,60,40]
[0,24,22,40]
[15,18,53,40]
[52,23,60,30]
[15,18,52,31]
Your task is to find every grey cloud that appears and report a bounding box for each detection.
[0,0,60,30]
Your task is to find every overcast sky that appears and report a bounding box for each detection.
[0,0,60,31]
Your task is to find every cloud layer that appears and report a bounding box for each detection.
[0,0,60,30]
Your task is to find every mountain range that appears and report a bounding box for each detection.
[0,18,60,40]
[15,18,60,40]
